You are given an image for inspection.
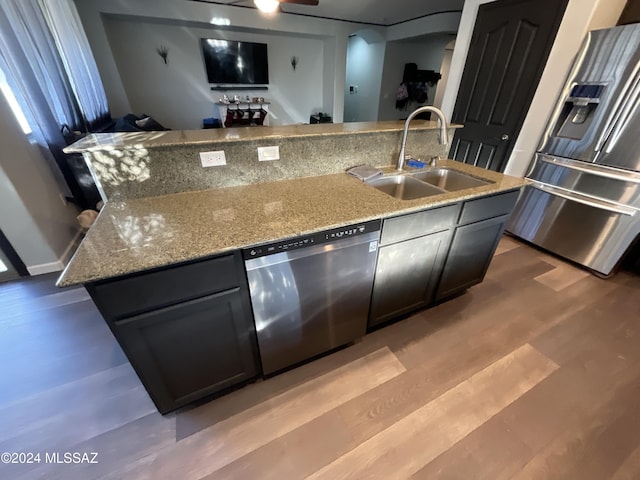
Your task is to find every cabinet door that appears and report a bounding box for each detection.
[436,214,509,300]
[112,289,259,413]
[369,229,451,327]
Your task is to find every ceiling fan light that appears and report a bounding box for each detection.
[254,0,279,13]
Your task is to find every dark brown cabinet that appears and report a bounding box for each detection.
[369,204,459,327]
[435,189,520,300]
[369,189,521,325]
[435,214,510,300]
[370,230,452,326]
[618,0,640,25]
[87,252,260,414]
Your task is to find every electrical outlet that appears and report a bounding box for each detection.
[258,146,279,162]
[200,150,226,167]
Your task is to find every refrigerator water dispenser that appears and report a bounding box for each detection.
[554,84,606,140]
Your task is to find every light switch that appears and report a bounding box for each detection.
[258,146,280,161]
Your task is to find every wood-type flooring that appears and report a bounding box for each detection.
[1,236,639,479]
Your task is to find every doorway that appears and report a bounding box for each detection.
[0,230,26,283]
[449,0,569,171]
[344,32,386,123]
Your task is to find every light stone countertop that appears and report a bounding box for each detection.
[57,159,526,287]
[63,121,461,152]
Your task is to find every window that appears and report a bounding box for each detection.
[0,67,32,135]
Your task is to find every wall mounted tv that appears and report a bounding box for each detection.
[201,38,269,85]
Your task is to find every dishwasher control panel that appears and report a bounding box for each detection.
[242,219,381,259]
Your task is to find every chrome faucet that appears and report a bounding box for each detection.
[397,106,449,171]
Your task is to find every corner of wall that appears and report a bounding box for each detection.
[25,227,83,276]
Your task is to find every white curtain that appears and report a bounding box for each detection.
[0,0,110,196]
[39,0,109,128]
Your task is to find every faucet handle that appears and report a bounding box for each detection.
[429,156,439,167]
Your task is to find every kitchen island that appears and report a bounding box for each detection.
[58,122,526,413]
[57,159,523,286]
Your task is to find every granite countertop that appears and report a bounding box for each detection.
[63,120,461,152]
[57,159,526,287]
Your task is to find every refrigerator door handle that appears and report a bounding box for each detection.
[529,181,637,216]
[539,155,640,183]
[595,64,640,154]
[601,70,640,154]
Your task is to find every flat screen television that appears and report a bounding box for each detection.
[201,38,269,85]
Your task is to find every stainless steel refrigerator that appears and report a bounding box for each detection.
[507,23,640,276]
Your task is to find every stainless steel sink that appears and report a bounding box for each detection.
[411,168,492,191]
[368,175,445,200]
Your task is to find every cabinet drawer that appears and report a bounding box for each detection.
[88,253,240,320]
[458,189,520,225]
[380,204,460,245]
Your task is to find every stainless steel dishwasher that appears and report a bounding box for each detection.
[243,220,381,375]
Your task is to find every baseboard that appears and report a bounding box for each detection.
[26,229,84,276]
[27,261,65,276]
[60,228,84,266]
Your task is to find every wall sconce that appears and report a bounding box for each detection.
[156,46,169,64]
[291,56,299,71]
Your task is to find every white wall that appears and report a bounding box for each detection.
[343,35,385,122]
[385,12,461,42]
[0,93,80,275]
[440,0,628,177]
[74,0,387,126]
[433,40,455,109]
[103,16,325,128]
[377,34,453,121]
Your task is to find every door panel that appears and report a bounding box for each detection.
[506,185,638,275]
[476,142,498,170]
[597,82,640,171]
[465,22,508,123]
[450,0,569,172]
[113,290,260,413]
[436,215,510,300]
[490,20,538,125]
[451,138,473,163]
[528,154,640,206]
[245,233,378,375]
[369,230,451,327]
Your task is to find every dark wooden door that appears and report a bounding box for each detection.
[618,0,640,25]
[449,0,568,172]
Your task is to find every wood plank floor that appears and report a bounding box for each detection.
[1,236,639,480]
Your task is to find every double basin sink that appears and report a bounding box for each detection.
[369,167,493,200]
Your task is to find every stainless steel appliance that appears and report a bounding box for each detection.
[243,220,380,375]
[507,24,640,276]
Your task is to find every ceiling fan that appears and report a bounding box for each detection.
[237,0,320,14]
